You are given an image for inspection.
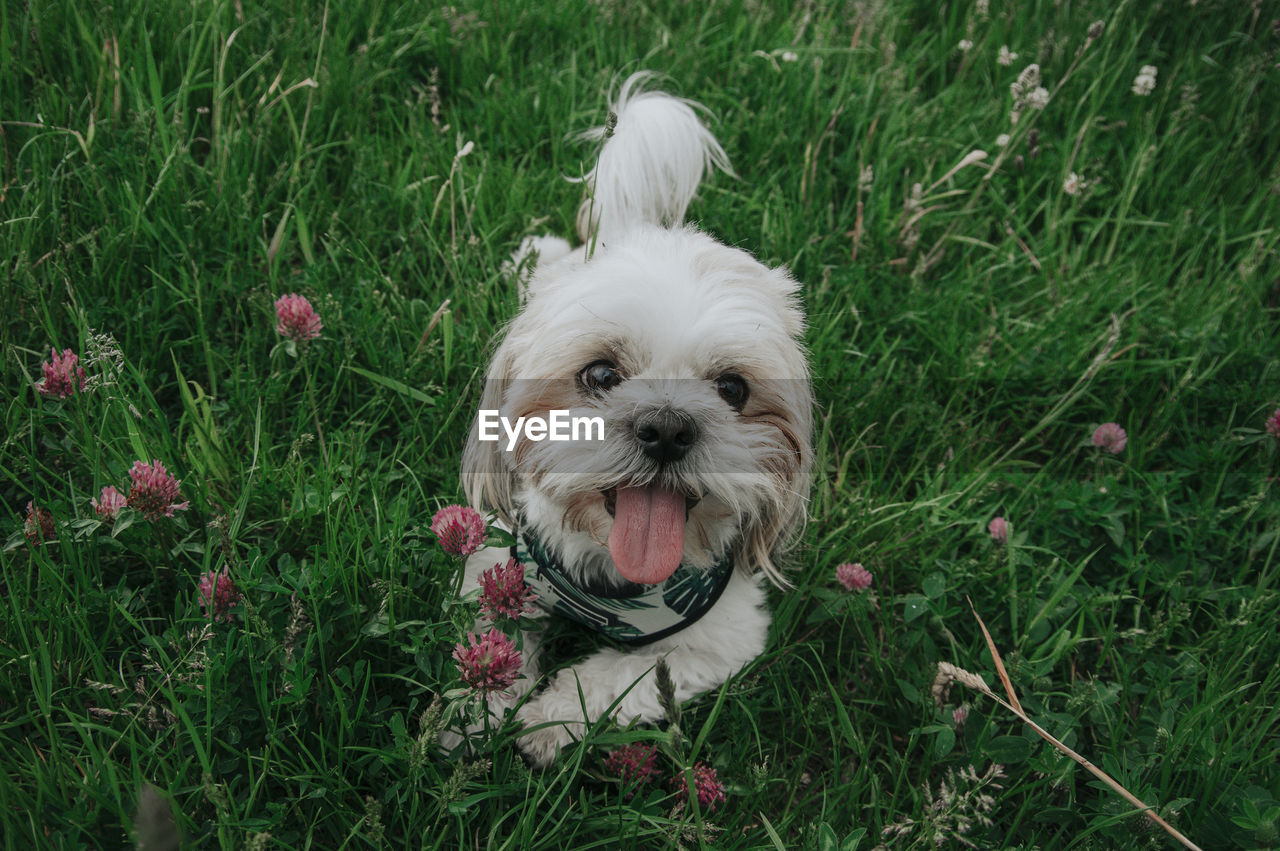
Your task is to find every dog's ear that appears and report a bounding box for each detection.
[462,346,519,525]
[735,367,814,590]
[736,442,812,589]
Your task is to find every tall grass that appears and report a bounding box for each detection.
[3,0,1278,847]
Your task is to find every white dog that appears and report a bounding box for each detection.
[454,72,813,766]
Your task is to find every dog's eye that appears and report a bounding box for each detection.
[714,373,749,410]
[578,360,623,393]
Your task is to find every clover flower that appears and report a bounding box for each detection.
[38,348,86,398]
[1063,172,1087,196]
[604,743,660,790]
[477,558,539,622]
[997,45,1017,66]
[836,562,874,592]
[673,763,727,812]
[126,459,190,521]
[24,502,56,545]
[431,505,486,556]
[1265,408,1280,440]
[957,39,973,52]
[1092,422,1127,454]
[198,569,242,622]
[988,516,1009,544]
[453,628,523,694]
[92,485,128,520]
[274,294,323,342]
[1132,65,1157,96]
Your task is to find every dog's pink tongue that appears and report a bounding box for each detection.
[608,486,686,585]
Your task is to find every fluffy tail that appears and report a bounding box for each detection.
[575,72,733,247]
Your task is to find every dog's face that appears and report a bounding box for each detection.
[464,226,811,590]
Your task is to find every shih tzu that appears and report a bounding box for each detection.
[453,72,813,766]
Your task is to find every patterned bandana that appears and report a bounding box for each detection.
[514,528,735,646]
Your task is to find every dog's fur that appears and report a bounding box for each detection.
[453,73,813,766]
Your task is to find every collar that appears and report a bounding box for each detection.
[513,526,735,646]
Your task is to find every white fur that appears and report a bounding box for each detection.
[450,73,812,766]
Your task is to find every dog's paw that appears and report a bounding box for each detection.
[515,701,585,767]
[515,724,572,768]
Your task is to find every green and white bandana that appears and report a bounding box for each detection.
[513,530,734,646]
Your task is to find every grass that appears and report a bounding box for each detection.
[3,0,1279,847]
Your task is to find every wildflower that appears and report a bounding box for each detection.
[836,562,874,592]
[453,628,523,694]
[988,516,1009,544]
[780,50,798,62]
[126,459,190,521]
[1091,422,1127,453]
[1267,408,1280,439]
[1063,172,1086,196]
[953,705,970,727]
[997,45,1017,66]
[673,763,727,812]
[37,348,86,398]
[995,133,1010,147]
[1132,65,1157,96]
[24,502,56,545]
[477,558,539,622]
[431,504,486,556]
[274,294,323,342]
[604,743,660,790]
[197,569,242,622]
[957,39,973,52]
[92,485,128,520]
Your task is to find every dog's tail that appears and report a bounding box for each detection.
[574,72,733,248]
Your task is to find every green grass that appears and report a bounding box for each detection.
[3,0,1279,847]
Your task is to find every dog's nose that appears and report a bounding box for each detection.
[634,409,698,463]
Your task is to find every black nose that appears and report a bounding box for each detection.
[634,409,698,463]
